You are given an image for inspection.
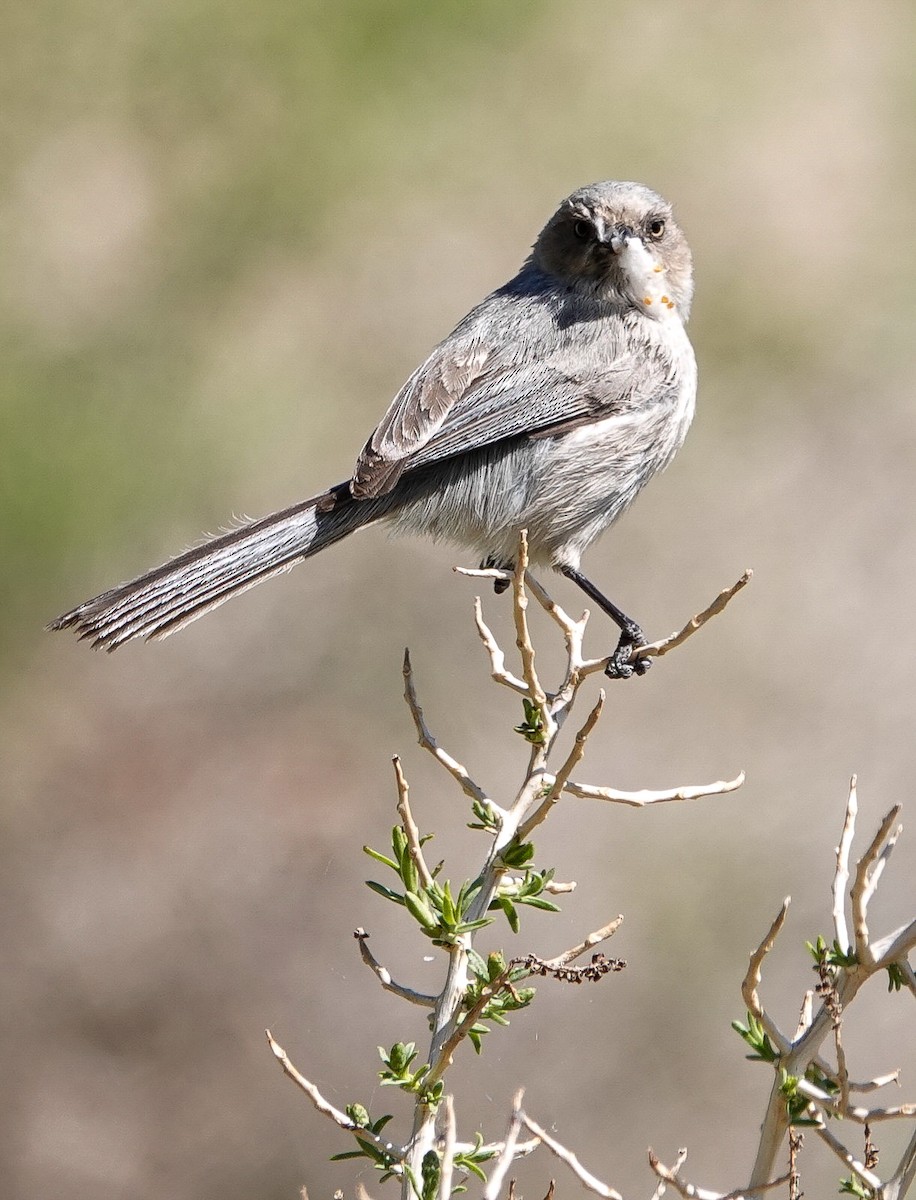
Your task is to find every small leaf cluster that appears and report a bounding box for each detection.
[451,1132,497,1186]
[468,798,501,832]
[839,1175,874,1197]
[886,962,906,992]
[514,697,547,745]
[490,860,560,934]
[807,934,858,972]
[365,827,491,946]
[330,1106,398,1179]
[733,1016,840,1126]
[462,950,536,1052]
[732,1011,779,1062]
[778,1068,821,1128]
[378,1042,443,1111]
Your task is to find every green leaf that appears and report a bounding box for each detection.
[365,880,406,905]
[500,839,535,869]
[421,1150,440,1200]
[466,948,489,981]
[517,896,561,912]
[498,895,520,934]
[363,845,398,870]
[404,891,439,931]
[887,962,906,991]
[392,826,408,860]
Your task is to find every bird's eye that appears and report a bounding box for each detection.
[573,220,592,241]
[646,217,666,240]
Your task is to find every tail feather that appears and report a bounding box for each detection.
[49,486,386,650]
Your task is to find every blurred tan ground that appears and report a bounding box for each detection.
[3,2,916,1196]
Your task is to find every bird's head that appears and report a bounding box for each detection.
[532,181,694,320]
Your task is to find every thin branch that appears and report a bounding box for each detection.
[544,879,577,895]
[862,821,903,912]
[813,1118,882,1191]
[799,1078,916,1121]
[833,776,858,955]
[393,756,434,890]
[872,917,916,969]
[439,1094,456,1200]
[517,691,605,839]
[835,1020,851,1123]
[265,1030,405,1164]
[483,1089,527,1200]
[471,1138,540,1161]
[353,929,437,1007]
[794,991,814,1039]
[651,1148,688,1200]
[543,916,624,969]
[471,595,529,694]
[886,1122,916,1198]
[647,1151,790,1199]
[565,773,745,808]
[812,1057,900,1093]
[520,1112,623,1199]
[511,532,548,711]
[739,902,792,1032]
[402,648,490,806]
[852,805,903,967]
[634,570,752,663]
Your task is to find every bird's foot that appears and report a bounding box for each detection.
[605,627,651,680]
[480,556,513,595]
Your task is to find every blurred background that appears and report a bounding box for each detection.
[3,1,916,1196]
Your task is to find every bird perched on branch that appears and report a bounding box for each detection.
[51,180,696,678]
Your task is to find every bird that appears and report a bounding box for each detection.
[50,180,697,678]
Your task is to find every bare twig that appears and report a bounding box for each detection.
[511,532,548,712]
[520,1111,623,1199]
[439,1094,456,1200]
[813,1118,882,1191]
[852,805,902,968]
[794,991,814,1039]
[566,773,745,808]
[651,1148,688,1200]
[353,929,437,1007]
[266,1030,404,1165]
[833,776,858,955]
[648,1151,790,1198]
[402,648,490,806]
[392,756,435,890]
[266,1030,354,1129]
[634,570,752,663]
[543,916,624,969]
[887,1123,916,1198]
[741,898,791,1031]
[483,1089,527,1200]
[471,596,528,694]
[517,690,606,838]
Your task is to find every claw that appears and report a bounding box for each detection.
[604,631,651,680]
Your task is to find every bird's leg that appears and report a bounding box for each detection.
[560,566,650,679]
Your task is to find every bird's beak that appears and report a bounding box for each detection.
[608,224,636,254]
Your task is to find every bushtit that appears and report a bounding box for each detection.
[51,181,696,678]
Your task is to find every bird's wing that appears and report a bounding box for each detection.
[351,323,673,498]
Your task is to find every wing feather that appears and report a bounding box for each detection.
[350,287,672,499]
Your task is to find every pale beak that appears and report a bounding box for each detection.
[608,224,635,254]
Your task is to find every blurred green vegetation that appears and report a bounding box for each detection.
[3,0,556,660]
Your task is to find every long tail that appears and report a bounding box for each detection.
[49,485,392,651]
